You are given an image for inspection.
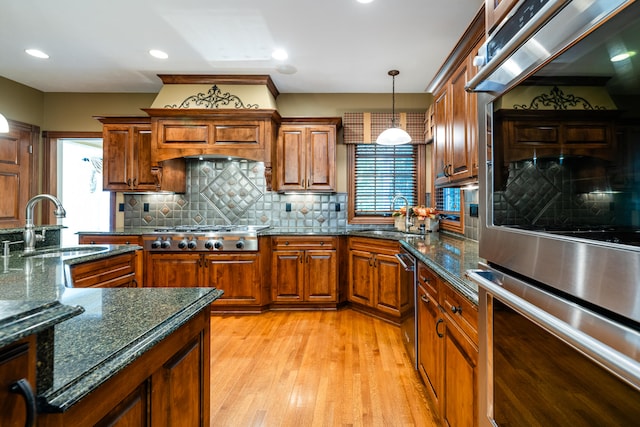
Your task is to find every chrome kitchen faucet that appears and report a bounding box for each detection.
[23,194,66,253]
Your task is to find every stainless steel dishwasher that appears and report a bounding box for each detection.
[396,247,417,369]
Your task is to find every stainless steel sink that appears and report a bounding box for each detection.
[21,245,110,258]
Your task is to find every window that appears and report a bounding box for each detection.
[348,144,425,224]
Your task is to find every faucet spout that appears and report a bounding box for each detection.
[23,194,66,253]
[391,194,412,232]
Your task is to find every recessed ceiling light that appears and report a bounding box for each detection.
[25,49,49,59]
[357,0,375,3]
[149,49,169,59]
[611,51,636,62]
[271,48,288,61]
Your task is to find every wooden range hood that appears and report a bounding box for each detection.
[143,75,282,190]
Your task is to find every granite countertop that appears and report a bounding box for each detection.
[0,245,223,413]
[79,227,482,304]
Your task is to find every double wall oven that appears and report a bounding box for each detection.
[466,0,640,425]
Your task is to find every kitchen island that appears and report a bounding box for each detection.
[0,244,222,426]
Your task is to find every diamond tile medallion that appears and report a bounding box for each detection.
[200,163,263,223]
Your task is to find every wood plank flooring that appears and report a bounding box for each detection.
[210,309,439,427]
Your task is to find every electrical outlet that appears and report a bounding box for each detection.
[470,204,479,218]
[143,203,149,212]
[118,203,125,212]
[335,203,341,212]
[285,203,292,212]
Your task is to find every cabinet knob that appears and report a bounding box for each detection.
[285,241,289,245]
[451,305,462,314]
[320,241,324,246]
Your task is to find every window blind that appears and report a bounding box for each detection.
[354,144,418,216]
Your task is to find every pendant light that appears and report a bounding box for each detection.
[376,70,411,145]
[0,113,8,133]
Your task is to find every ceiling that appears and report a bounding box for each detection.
[0,0,483,94]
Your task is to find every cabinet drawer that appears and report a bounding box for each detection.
[272,236,337,250]
[417,263,439,300]
[78,234,141,245]
[70,253,137,288]
[163,124,208,144]
[442,283,478,344]
[348,237,399,254]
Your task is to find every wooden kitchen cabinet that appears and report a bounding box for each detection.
[485,0,518,34]
[0,336,37,427]
[415,261,478,427]
[271,236,339,308]
[97,117,186,193]
[347,237,410,325]
[145,251,266,312]
[78,233,142,246]
[68,252,139,288]
[275,118,341,192]
[38,307,210,427]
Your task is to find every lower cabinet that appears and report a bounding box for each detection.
[68,252,139,288]
[416,261,478,427]
[77,234,144,287]
[0,336,37,427]
[348,237,410,324]
[271,236,339,308]
[37,308,210,427]
[145,251,266,312]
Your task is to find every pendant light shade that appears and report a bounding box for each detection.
[0,113,8,133]
[376,70,411,146]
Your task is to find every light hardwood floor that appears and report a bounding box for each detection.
[210,309,439,427]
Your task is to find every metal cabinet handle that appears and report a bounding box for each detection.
[451,305,462,314]
[420,275,430,283]
[285,241,289,245]
[435,318,445,338]
[10,378,36,427]
[320,241,325,246]
[420,293,430,304]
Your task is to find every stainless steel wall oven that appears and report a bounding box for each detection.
[467,0,640,425]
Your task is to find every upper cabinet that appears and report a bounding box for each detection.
[428,7,485,188]
[97,117,186,193]
[275,117,341,193]
[485,0,518,34]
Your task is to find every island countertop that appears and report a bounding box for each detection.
[0,245,223,413]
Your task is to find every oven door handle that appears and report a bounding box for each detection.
[468,269,640,391]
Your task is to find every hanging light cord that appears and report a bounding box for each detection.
[389,69,399,128]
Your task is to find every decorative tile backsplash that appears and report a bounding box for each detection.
[123,160,349,229]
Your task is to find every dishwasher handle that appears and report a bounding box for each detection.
[395,252,415,272]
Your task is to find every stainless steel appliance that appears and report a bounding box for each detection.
[143,225,269,252]
[396,248,417,368]
[466,0,640,425]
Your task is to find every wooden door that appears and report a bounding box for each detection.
[372,251,402,316]
[277,126,306,191]
[433,89,450,187]
[146,253,201,287]
[449,59,474,183]
[306,127,335,191]
[103,125,132,191]
[0,337,36,427]
[417,285,444,412]
[305,249,337,302]
[443,317,478,427]
[271,249,304,302]
[204,253,261,305]
[348,249,374,306]
[0,122,35,227]
[151,335,208,427]
[132,127,156,190]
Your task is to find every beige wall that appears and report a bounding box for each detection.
[1,77,433,194]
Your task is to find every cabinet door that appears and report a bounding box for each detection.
[95,381,149,427]
[271,249,304,302]
[146,253,202,287]
[348,249,374,306]
[0,337,36,427]
[306,127,335,191]
[417,284,444,412]
[70,253,137,288]
[151,336,207,427]
[449,59,475,183]
[103,125,131,191]
[204,253,261,305]
[373,252,403,316]
[132,127,156,190]
[433,89,450,187]
[305,249,337,302]
[277,127,306,191]
[443,316,478,427]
